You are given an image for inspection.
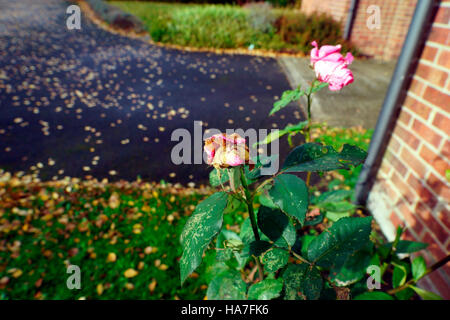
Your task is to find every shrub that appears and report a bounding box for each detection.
[274,12,357,55]
[111,2,359,55]
[244,2,276,33]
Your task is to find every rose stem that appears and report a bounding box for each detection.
[239,166,264,281]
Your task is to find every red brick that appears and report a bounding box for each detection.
[399,200,424,235]
[389,135,401,153]
[428,26,450,45]
[421,232,442,259]
[398,109,412,126]
[401,147,427,177]
[416,203,448,244]
[432,112,450,135]
[408,78,426,96]
[437,49,450,69]
[419,144,449,176]
[434,6,450,25]
[402,228,419,242]
[426,172,450,200]
[390,211,404,230]
[426,270,450,300]
[404,95,432,120]
[387,151,408,176]
[412,119,442,148]
[407,173,438,209]
[415,62,448,87]
[379,160,392,176]
[442,139,450,158]
[438,208,450,230]
[391,171,416,204]
[383,180,400,202]
[427,272,450,300]
[394,124,420,149]
[416,277,438,296]
[421,45,438,62]
[423,86,450,112]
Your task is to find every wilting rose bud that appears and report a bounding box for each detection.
[204,133,250,169]
[310,41,354,91]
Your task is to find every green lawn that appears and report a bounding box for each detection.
[110,1,357,55]
[0,177,244,299]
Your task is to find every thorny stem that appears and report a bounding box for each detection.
[239,166,264,282]
[387,254,450,295]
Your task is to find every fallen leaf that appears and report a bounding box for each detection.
[106,252,116,263]
[148,279,157,293]
[124,268,138,278]
[97,283,104,296]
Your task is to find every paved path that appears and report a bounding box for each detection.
[0,0,298,184]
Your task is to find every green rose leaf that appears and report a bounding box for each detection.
[180,192,228,284]
[257,206,296,248]
[209,169,230,187]
[395,287,415,300]
[331,244,373,287]
[254,129,289,147]
[312,189,353,205]
[248,279,283,300]
[283,264,323,300]
[282,143,367,173]
[307,217,373,269]
[412,256,427,281]
[354,291,394,300]
[382,240,428,254]
[216,230,246,268]
[259,189,278,209]
[410,285,442,300]
[246,155,278,180]
[269,174,308,225]
[207,269,247,300]
[240,218,271,245]
[241,240,272,258]
[270,87,304,116]
[216,247,233,262]
[392,263,408,288]
[311,82,329,93]
[300,235,315,257]
[262,247,289,273]
[320,201,356,213]
[254,121,308,147]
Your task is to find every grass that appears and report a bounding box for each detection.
[110,1,357,55]
[0,174,244,299]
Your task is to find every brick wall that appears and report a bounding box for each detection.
[300,0,351,29]
[300,0,417,60]
[367,2,450,299]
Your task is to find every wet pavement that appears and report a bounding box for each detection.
[0,0,299,184]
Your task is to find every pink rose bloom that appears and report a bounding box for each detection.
[310,41,354,91]
[204,133,250,169]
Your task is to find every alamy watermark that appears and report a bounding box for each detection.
[366,5,381,30]
[66,265,81,290]
[66,5,81,30]
[366,265,381,289]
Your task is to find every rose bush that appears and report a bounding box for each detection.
[179,41,448,300]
